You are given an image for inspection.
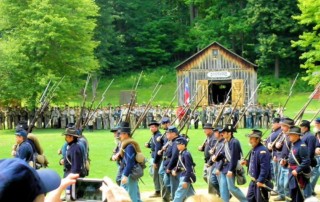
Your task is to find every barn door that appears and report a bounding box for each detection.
[196,80,208,106]
[232,79,244,107]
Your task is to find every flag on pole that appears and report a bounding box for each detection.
[184,77,190,104]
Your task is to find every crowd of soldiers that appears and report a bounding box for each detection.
[99,97,320,202]
[0,103,281,131]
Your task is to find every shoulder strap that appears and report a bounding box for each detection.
[290,143,300,166]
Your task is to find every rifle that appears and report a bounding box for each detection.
[163,78,185,117]
[212,96,230,128]
[125,71,143,122]
[82,76,100,127]
[225,80,247,124]
[311,109,320,123]
[76,74,91,129]
[234,82,262,128]
[29,76,65,133]
[294,83,319,125]
[278,73,299,117]
[131,84,162,135]
[83,79,114,128]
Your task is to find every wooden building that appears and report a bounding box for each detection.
[176,42,257,106]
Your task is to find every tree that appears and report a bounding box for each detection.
[245,0,302,78]
[292,0,320,85]
[0,0,99,106]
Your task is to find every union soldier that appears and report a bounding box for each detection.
[68,107,76,125]
[118,122,142,202]
[299,120,316,197]
[110,126,121,185]
[11,129,34,164]
[61,127,83,177]
[145,120,162,198]
[242,129,272,202]
[265,117,282,195]
[200,105,208,128]
[198,123,218,194]
[158,117,170,201]
[274,117,294,201]
[164,126,180,201]
[172,137,196,202]
[311,118,320,195]
[287,126,311,202]
[215,124,247,202]
[96,108,103,130]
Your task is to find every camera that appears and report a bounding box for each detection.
[70,178,104,201]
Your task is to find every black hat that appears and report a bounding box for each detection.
[300,120,310,128]
[246,129,262,138]
[176,137,188,146]
[213,126,222,132]
[221,124,236,133]
[280,117,294,127]
[288,126,301,136]
[148,120,160,126]
[62,127,80,137]
[119,122,131,134]
[161,117,170,124]
[167,126,178,134]
[110,126,120,132]
[272,118,280,124]
[203,123,214,129]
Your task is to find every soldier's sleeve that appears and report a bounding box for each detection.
[305,135,316,158]
[183,152,194,183]
[257,149,271,183]
[154,133,163,164]
[167,143,179,171]
[296,144,310,173]
[123,144,136,177]
[228,139,241,173]
[71,145,83,174]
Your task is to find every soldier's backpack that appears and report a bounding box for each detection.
[27,133,49,169]
[120,138,146,180]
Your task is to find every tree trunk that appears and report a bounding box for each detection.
[274,56,279,79]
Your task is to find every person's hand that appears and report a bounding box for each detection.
[227,171,233,178]
[273,156,277,162]
[292,170,298,177]
[182,182,188,189]
[166,169,171,174]
[153,163,158,169]
[11,150,16,156]
[240,159,247,166]
[59,159,64,165]
[145,143,149,148]
[57,149,62,155]
[100,176,132,202]
[211,155,216,162]
[256,182,264,187]
[215,170,220,176]
[172,170,177,176]
[276,142,282,149]
[198,146,203,151]
[267,143,273,151]
[121,176,128,185]
[280,159,287,166]
[315,148,320,155]
[59,173,79,190]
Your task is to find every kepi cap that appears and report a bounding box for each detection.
[287,126,301,136]
[246,129,263,138]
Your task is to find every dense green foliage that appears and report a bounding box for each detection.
[0,0,319,105]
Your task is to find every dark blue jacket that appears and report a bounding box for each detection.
[178,149,196,183]
[248,143,272,183]
[64,140,83,174]
[301,131,316,165]
[280,135,291,162]
[203,134,216,163]
[218,137,243,174]
[288,139,310,173]
[16,141,34,162]
[164,136,179,171]
[148,130,162,164]
[121,144,136,177]
[266,127,282,158]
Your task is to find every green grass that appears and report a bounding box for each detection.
[0,127,254,191]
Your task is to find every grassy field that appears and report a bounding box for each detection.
[0,127,255,191]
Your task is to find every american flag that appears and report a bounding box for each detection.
[184,77,190,104]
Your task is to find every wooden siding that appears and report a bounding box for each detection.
[176,43,257,106]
